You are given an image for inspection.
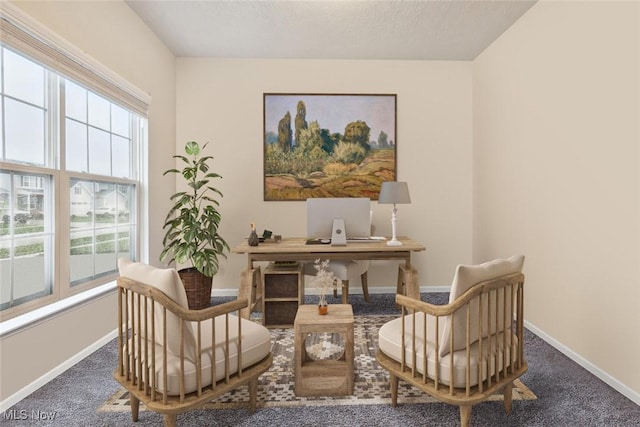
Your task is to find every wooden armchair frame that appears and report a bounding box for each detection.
[376,272,527,427]
[114,276,273,427]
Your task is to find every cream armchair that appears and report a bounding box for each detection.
[114,259,273,426]
[376,256,527,427]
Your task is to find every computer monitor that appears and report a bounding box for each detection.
[306,198,371,240]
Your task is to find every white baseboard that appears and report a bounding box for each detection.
[421,285,452,293]
[0,329,118,412]
[524,320,640,406]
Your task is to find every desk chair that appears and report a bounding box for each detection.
[304,259,370,304]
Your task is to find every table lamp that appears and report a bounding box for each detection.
[378,181,411,246]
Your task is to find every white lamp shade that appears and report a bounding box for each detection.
[378,181,411,204]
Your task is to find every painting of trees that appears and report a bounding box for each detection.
[263,94,396,201]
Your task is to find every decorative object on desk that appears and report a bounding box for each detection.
[160,141,230,309]
[311,259,342,315]
[263,93,397,201]
[248,223,260,246]
[378,181,411,247]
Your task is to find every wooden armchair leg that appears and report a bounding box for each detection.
[460,405,472,427]
[164,414,177,427]
[361,271,370,302]
[390,374,399,407]
[129,395,140,422]
[503,381,514,414]
[249,378,258,413]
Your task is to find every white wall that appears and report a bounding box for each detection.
[0,0,176,404]
[473,1,639,399]
[176,59,474,291]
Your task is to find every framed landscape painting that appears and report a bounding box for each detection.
[263,93,397,201]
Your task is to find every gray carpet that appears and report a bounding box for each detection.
[2,293,639,426]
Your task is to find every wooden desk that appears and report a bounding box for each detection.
[232,237,426,318]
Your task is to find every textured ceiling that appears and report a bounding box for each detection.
[126,0,537,60]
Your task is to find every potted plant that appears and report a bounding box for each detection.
[311,259,341,315]
[160,141,230,309]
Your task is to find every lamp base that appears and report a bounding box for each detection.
[386,239,403,247]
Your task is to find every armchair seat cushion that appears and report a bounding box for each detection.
[378,312,518,388]
[129,314,271,396]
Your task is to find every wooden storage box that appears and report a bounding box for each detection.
[262,263,304,328]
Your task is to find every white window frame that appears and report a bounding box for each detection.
[0,2,150,326]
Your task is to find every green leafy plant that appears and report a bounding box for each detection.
[160,141,229,277]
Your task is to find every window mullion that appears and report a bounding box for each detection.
[57,76,69,300]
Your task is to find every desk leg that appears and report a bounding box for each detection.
[397,264,420,300]
[396,266,404,296]
[341,281,349,305]
[239,267,261,319]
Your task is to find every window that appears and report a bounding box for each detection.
[0,5,149,320]
[0,170,53,311]
[69,179,135,286]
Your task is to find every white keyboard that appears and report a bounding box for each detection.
[346,236,387,243]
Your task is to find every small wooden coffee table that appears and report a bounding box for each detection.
[293,304,354,396]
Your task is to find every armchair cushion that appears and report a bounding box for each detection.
[378,312,518,387]
[440,255,524,356]
[138,313,272,395]
[118,259,196,360]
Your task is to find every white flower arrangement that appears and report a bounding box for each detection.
[312,259,342,306]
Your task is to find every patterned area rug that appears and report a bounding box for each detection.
[99,315,536,412]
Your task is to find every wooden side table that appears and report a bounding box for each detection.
[293,304,354,396]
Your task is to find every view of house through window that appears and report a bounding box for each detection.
[0,43,144,318]
[0,171,53,310]
[69,180,135,285]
